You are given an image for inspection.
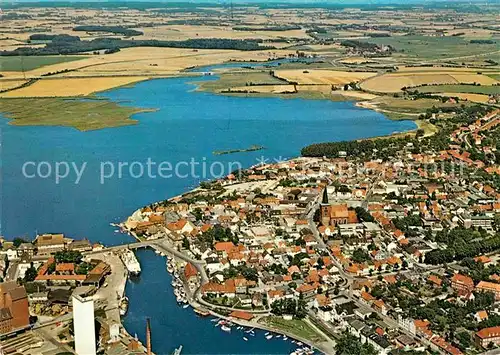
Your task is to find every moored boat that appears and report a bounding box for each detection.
[172,345,183,355]
[194,309,210,317]
[221,325,231,332]
[119,296,129,316]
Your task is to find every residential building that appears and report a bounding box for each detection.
[73,294,96,355]
[0,282,30,334]
[476,326,500,348]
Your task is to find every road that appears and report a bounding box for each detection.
[306,197,354,297]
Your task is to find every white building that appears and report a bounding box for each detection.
[73,295,96,355]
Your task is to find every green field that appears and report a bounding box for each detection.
[0,56,85,71]
[417,84,499,95]
[195,71,287,92]
[0,97,154,131]
[259,316,325,343]
[366,35,499,60]
[487,74,500,81]
[374,97,467,114]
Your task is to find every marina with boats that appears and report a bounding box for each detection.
[211,318,314,354]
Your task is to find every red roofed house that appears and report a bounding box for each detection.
[229,310,254,321]
[214,242,236,258]
[476,326,500,348]
[451,274,474,295]
[184,263,198,283]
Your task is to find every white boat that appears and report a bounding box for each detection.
[276,335,281,339]
[182,304,189,309]
[243,337,248,341]
[120,250,141,276]
[265,332,269,336]
[283,336,288,341]
[266,335,273,340]
[297,342,303,346]
[172,345,183,355]
[119,297,129,316]
[155,249,160,254]
[221,325,231,332]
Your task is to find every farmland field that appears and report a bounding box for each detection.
[368,97,470,114]
[273,69,376,85]
[0,56,85,71]
[360,72,499,93]
[417,84,499,95]
[196,71,287,92]
[0,76,150,97]
[365,35,500,60]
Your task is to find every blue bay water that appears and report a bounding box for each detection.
[0,70,415,354]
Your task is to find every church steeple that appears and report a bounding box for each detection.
[322,187,329,205]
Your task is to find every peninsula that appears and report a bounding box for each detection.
[213,145,265,156]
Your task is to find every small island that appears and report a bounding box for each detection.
[213,145,265,156]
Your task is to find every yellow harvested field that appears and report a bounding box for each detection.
[333,90,379,100]
[360,72,500,93]
[0,79,28,91]
[439,92,491,103]
[339,57,376,64]
[297,85,332,93]
[0,76,149,97]
[1,47,294,80]
[273,69,376,85]
[140,25,310,41]
[230,85,296,93]
[398,66,500,73]
[450,74,498,85]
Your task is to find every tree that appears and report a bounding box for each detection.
[182,236,190,250]
[13,237,28,248]
[456,331,471,351]
[47,262,56,274]
[23,262,37,282]
[402,260,409,269]
[352,248,370,263]
[335,333,377,355]
[54,250,83,264]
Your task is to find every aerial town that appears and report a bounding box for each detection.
[117,106,500,354]
[2,107,500,353]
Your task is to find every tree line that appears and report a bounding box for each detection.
[1,36,274,56]
[73,25,143,37]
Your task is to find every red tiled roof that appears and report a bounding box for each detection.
[184,263,198,279]
[229,310,254,321]
[477,326,500,339]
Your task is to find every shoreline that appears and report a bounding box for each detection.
[0,58,426,139]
